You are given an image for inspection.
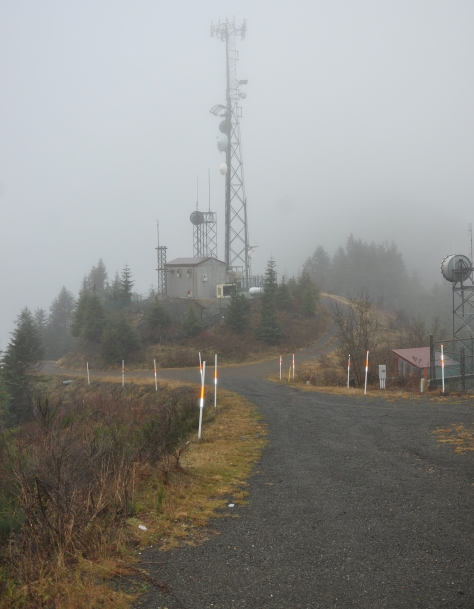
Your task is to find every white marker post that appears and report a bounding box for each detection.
[214,354,218,408]
[198,361,206,439]
[364,351,369,395]
[154,359,158,391]
[87,362,90,385]
[279,355,282,381]
[199,352,203,382]
[122,360,125,387]
[292,354,295,380]
[347,355,350,388]
[441,344,445,393]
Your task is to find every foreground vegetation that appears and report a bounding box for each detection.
[0,378,266,608]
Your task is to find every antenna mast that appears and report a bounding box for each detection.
[210,17,250,286]
[155,220,167,295]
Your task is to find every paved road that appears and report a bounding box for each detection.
[43,327,474,608]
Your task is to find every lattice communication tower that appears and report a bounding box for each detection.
[155,221,167,295]
[210,17,250,286]
[191,209,218,258]
[441,254,474,342]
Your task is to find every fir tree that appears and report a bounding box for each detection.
[225,291,250,335]
[276,277,292,311]
[100,316,140,364]
[45,286,76,358]
[183,305,203,338]
[120,264,134,305]
[2,308,44,423]
[147,302,171,342]
[87,259,108,301]
[255,259,283,345]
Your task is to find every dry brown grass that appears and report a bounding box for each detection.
[128,389,266,551]
[0,381,266,609]
[433,424,474,453]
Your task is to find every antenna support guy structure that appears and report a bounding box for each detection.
[210,17,250,286]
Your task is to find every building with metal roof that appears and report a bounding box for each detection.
[164,257,227,299]
[392,347,459,381]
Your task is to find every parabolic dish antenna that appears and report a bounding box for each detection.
[441,254,472,283]
[248,248,257,259]
[190,211,204,225]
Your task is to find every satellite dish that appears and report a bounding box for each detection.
[219,119,231,133]
[239,90,247,99]
[248,248,256,259]
[220,162,227,175]
[441,254,472,283]
[190,211,204,225]
[217,133,228,153]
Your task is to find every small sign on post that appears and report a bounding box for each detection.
[379,364,386,389]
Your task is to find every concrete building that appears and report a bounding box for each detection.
[164,257,227,299]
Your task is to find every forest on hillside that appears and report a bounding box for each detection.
[302,234,452,332]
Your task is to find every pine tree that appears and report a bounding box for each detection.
[100,316,141,364]
[147,302,171,342]
[71,282,107,342]
[120,264,134,305]
[255,259,282,345]
[276,277,292,311]
[183,305,203,338]
[303,245,331,291]
[87,259,108,301]
[45,286,76,358]
[2,308,44,423]
[226,291,250,335]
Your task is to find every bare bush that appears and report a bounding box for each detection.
[0,385,199,582]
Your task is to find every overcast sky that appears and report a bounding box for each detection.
[1,1,473,349]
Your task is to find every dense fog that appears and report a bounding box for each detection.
[1,1,473,349]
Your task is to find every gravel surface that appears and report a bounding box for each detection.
[129,376,474,609]
[41,325,474,608]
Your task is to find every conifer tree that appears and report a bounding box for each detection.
[183,305,203,338]
[226,291,250,335]
[255,258,282,345]
[120,264,134,305]
[45,286,76,358]
[100,316,140,364]
[147,302,171,342]
[2,308,44,423]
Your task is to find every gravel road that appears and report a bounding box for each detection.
[42,327,474,608]
[131,378,474,608]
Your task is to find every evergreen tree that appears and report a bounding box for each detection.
[183,305,203,338]
[147,302,171,342]
[255,258,282,345]
[34,307,48,346]
[276,277,292,311]
[293,272,319,318]
[100,316,141,364]
[120,264,134,305]
[225,291,250,335]
[0,370,12,426]
[71,283,107,342]
[2,308,44,423]
[45,286,76,358]
[303,245,331,291]
[87,259,108,301]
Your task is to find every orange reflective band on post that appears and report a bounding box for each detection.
[200,386,205,400]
